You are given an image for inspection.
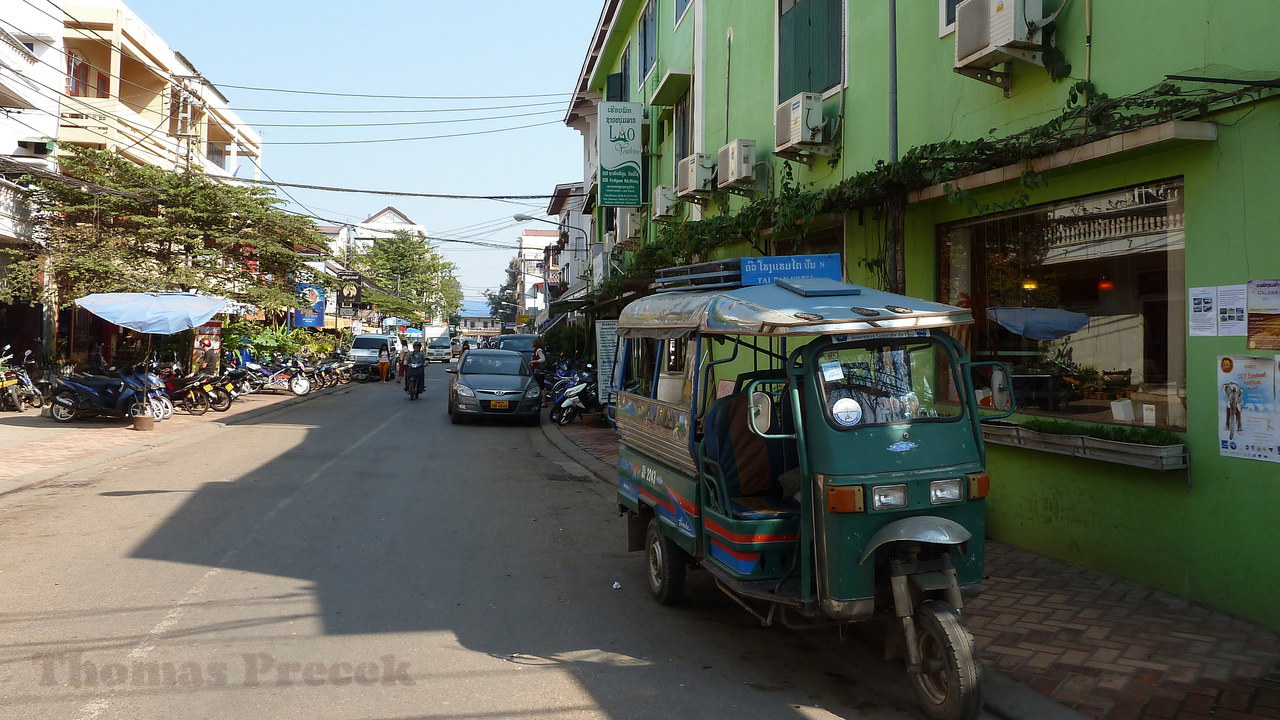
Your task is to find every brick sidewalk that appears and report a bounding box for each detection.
[555,421,1280,720]
[0,390,303,484]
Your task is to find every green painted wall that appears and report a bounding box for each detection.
[583,0,1280,628]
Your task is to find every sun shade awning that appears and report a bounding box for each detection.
[617,278,972,338]
[75,292,228,335]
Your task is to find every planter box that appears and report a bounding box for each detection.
[1081,436,1188,471]
[981,424,1187,471]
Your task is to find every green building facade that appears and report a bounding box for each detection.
[568,0,1280,629]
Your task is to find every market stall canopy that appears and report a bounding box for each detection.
[75,293,228,335]
[401,327,423,336]
[618,278,972,339]
[986,307,1090,341]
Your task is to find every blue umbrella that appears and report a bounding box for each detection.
[75,292,229,334]
[401,328,424,335]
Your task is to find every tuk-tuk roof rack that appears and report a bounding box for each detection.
[654,259,744,293]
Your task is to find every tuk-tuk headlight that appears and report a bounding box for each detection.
[871,484,908,510]
[930,478,964,505]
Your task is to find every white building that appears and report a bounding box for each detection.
[319,206,428,262]
[516,228,558,318]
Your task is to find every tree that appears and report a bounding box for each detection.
[485,257,520,324]
[0,145,318,311]
[352,230,462,322]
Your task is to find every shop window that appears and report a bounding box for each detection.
[938,179,1187,429]
[778,0,844,101]
[939,0,961,36]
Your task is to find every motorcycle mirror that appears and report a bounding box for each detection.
[747,391,774,436]
[2,344,9,351]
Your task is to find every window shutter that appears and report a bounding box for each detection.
[778,2,807,100]
[606,72,624,102]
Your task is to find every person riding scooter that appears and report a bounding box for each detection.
[403,341,427,398]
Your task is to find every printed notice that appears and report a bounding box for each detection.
[1189,286,1217,336]
[1218,284,1247,337]
[1217,355,1280,463]
[1248,280,1280,349]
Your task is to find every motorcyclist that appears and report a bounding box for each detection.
[403,341,426,394]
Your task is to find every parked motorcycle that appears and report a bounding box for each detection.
[0,347,44,411]
[554,370,603,426]
[242,356,311,396]
[160,369,213,415]
[48,365,156,423]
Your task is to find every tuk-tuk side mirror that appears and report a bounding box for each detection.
[747,391,773,436]
[969,361,1016,420]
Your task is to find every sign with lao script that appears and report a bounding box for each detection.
[597,102,644,207]
[740,253,843,285]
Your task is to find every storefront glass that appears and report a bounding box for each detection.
[938,179,1186,429]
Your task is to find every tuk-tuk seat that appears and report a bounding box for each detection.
[701,392,800,520]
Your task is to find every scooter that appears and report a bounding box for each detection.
[554,371,603,426]
[1,346,44,411]
[404,359,425,401]
[48,365,155,423]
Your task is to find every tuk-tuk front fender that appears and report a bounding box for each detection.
[858,516,972,565]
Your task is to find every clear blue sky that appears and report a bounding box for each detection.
[120,0,602,302]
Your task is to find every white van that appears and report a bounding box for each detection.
[348,334,398,379]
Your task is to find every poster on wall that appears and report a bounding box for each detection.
[1247,280,1280,349]
[1216,355,1280,462]
[1189,286,1217,336]
[1219,284,1247,336]
[293,283,326,328]
[596,319,618,404]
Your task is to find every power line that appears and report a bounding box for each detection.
[214,84,572,100]
[258,119,563,145]
[233,177,579,200]
[230,100,567,115]
[247,108,561,128]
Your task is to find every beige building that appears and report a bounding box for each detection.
[57,0,261,178]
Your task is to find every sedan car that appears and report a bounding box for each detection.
[446,349,542,425]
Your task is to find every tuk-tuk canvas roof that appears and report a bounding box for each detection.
[618,278,972,338]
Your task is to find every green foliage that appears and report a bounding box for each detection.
[0,145,320,311]
[351,229,462,322]
[485,257,521,323]
[221,319,336,359]
[542,322,591,362]
[603,80,1254,296]
[1020,418,1184,447]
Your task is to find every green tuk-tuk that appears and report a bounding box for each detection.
[614,267,1013,720]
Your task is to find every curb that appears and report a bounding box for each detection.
[0,385,339,498]
[538,415,617,486]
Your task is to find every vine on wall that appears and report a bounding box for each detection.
[601,80,1258,300]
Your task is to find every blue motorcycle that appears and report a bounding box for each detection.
[48,365,156,423]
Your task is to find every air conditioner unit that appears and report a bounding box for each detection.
[675,153,715,198]
[717,139,756,189]
[775,92,826,155]
[602,231,617,254]
[955,0,1043,70]
[652,185,679,220]
[619,208,644,240]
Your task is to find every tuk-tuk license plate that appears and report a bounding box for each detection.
[202,384,213,392]
[489,400,509,409]
[224,383,235,391]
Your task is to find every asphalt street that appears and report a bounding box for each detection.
[0,363,998,719]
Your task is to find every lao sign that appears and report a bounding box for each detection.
[597,102,644,207]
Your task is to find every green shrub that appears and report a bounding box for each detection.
[1020,418,1183,446]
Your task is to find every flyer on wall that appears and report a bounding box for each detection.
[1216,355,1280,462]
[1247,280,1280,349]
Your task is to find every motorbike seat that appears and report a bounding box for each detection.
[72,375,123,388]
[701,393,800,521]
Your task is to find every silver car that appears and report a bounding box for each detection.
[446,349,541,425]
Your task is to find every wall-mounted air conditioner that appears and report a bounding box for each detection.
[775,92,824,153]
[717,139,756,190]
[675,153,715,198]
[652,185,679,221]
[954,0,1044,70]
[602,231,616,255]
[619,208,644,240]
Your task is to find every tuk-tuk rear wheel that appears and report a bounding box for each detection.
[645,518,686,605]
[909,601,982,720]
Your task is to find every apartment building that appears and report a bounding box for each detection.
[568,0,1280,629]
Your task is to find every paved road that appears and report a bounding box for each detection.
[0,363,982,719]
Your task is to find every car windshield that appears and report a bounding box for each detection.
[815,339,963,428]
[496,335,535,352]
[461,354,526,376]
[428,339,450,348]
[351,337,387,350]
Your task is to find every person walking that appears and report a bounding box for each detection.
[530,338,547,407]
[377,343,391,384]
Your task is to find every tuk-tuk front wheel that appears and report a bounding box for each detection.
[909,601,982,720]
[645,518,686,605]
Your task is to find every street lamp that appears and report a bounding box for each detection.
[513,214,589,290]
